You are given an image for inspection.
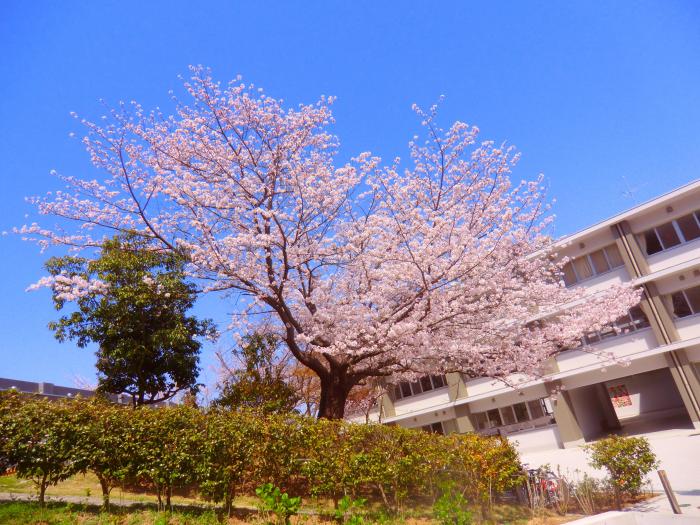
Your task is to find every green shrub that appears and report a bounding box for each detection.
[333,495,367,525]
[432,481,472,525]
[256,483,302,525]
[585,435,658,510]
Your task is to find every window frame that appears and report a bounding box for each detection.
[562,244,626,287]
[642,210,700,256]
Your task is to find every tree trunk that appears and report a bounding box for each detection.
[97,473,111,511]
[166,484,172,512]
[317,375,354,419]
[225,484,235,517]
[39,476,48,508]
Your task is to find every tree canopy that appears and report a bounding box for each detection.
[24,67,640,417]
[38,234,215,405]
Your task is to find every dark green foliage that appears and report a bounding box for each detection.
[215,333,299,414]
[45,234,215,405]
[0,393,83,506]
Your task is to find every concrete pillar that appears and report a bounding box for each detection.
[612,221,700,427]
[453,404,476,433]
[379,388,396,419]
[445,373,477,433]
[546,381,584,448]
[446,372,468,400]
[441,418,459,435]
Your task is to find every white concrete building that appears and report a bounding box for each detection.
[351,180,700,452]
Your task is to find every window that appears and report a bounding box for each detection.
[394,375,448,400]
[421,422,444,434]
[562,244,625,287]
[581,305,650,346]
[677,214,700,242]
[527,400,545,419]
[671,285,700,318]
[513,402,529,423]
[500,406,516,425]
[641,211,700,255]
[486,409,503,427]
[473,397,554,432]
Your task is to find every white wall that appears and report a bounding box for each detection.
[555,329,657,374]
[646,239,700,274]
[604,368,684,421]
[675,315,700,340]
[393,388,451,416]
[509,425,562,453]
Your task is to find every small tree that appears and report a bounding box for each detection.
[126,405,204,511]
[39,234,216,405]
[585,435,658,510]
[0,396,82,506]
[72,398,132,511]
[198,409,260,516]
[215,333,299,414]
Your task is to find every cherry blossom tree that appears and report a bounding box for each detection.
[22,67,640,418]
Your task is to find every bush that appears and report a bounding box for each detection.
[432,482,473,525]
[0,393,525,516]
[585,435,658,510]
[256,483,301,525]
[0,393,85,506]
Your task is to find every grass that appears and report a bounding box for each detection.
[0,474,581,524]
[0,500,580,525]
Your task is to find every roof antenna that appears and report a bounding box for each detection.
[621,175,647,203]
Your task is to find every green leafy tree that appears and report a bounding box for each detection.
[72,399,132,511]
[585,435,658,510]
[198,409,260,516]
[215,333,299,414]
[126,405,204,511]
[0,395,83,506]
[43,234,216,405]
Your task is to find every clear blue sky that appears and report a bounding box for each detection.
[1,1,699,392]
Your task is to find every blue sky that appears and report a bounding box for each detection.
[1,1,699,392]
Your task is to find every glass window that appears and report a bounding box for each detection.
[629,305,650,329]
[656,222,681,250]
[584,332,601,345]
[677,214,700,242]
[672,291,693,318]
[431,375,446,389]
[394,384,404,400]
[614,313,634,334]
[684,286,700,315]
[473,412,489,430]
[400,382,412,398]
[410,381,422,396]
[500,406,516,425]
[430,422,444,434]
[573,257,593,281]
[562,262,577,286]
[605,244,625,268]
[589,249,610,274]
[486,409,502,427]
[528,400,545,419]
[513,402,529,423]
[599,325,617,340]
[420,376,434,392]
[644,229,663,255]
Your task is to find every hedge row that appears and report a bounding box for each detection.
[0,392,523,515]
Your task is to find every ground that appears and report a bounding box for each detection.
[518,425,700,517]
